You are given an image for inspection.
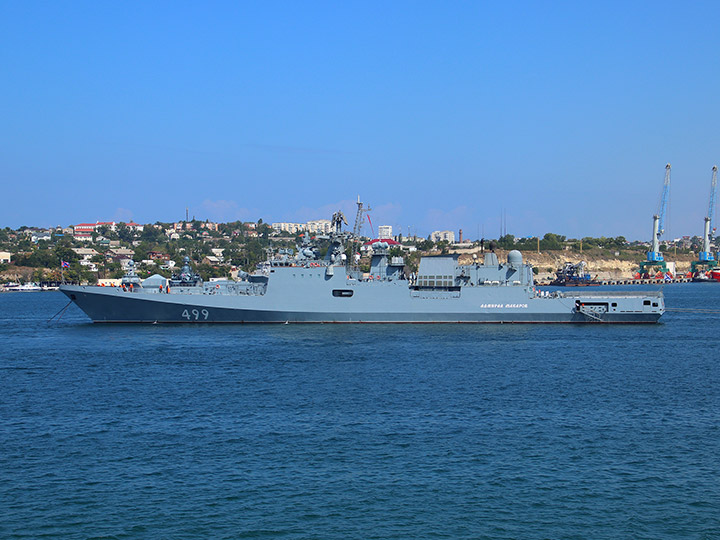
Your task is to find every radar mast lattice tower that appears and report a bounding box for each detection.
[352,195,371,238]
[348,196,371,270]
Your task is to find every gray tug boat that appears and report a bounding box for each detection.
[60,214,664,324]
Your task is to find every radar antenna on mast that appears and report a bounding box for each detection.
[352,195,371,238]
[331,210,348,233]
[348,196,371,270]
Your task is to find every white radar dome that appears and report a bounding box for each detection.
[507,250,523,265]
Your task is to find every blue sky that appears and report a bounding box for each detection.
[2,1,719,240]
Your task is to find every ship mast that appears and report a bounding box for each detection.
[352,195,371,237]
[349,196,371,269]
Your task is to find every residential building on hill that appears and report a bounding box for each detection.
[73,223,96,234]
[272,222,303,234]
[272,219,332,235]
[74,232,93,242]
[126,222,144,232]
[72,247,99,261]
[147,251,170,261]
[204,255,224,265]
[72,221,118,241]
[430,230,455,243]
[378,225,393,239]
[306,219,332,234]
[31,231,52,243]
[107,247,135,260]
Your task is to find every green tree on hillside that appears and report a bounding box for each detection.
[497,234,515,249]
[117,223,134,243]
[539,233,565,250]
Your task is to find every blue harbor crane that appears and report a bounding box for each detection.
[639,164,670,277]
[691,165,718,275]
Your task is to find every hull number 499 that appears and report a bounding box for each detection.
[182,309,209,320]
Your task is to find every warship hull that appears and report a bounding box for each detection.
[60,282,663,324]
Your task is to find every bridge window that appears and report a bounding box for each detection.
[332,289,354,297]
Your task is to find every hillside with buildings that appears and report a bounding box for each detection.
[0,218,716,285]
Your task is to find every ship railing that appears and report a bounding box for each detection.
[558,290,663,298]
[162,283,265,295]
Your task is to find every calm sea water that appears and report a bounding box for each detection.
[1,286,719,539]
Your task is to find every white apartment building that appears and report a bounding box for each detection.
[126,222,145,232]
[430,230,455,243]
[272,222,303,235]
[306,219,332,234]
[72,221,117,241]
[31,232,52,243]
[378,225,393,239]
[72,247,99,261]
[272,219,333,235]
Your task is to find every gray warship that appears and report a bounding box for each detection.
[60,212,664,324]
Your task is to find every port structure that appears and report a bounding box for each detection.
[639,164,671,276]
[691,165,718,274]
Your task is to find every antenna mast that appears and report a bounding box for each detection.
[349,196,371,270]
[352,196,371,237]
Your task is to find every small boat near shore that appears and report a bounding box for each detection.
[2,282,42,292]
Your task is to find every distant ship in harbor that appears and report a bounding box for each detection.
[691,269,720,283]
[549,261,600,287]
